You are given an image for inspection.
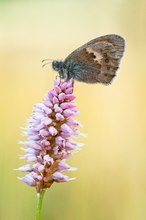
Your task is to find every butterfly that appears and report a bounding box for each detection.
[44,34,125,85]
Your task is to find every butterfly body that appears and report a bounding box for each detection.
[52,34,125,85]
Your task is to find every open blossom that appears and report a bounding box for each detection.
[18,80,82,193]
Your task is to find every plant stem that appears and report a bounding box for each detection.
[36,190,45,220]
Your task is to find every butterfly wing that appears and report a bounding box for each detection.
[64,34,125,84]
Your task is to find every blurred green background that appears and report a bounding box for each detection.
[0,0,146,219]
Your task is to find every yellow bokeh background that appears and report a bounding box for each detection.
[0,0,146,219]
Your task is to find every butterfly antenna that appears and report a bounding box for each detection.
[42,62,52,68]
[42,58,54,63]
[42,59,53,68]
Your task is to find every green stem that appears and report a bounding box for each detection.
[36,190,45,220]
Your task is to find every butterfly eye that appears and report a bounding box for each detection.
[52,60,63,71]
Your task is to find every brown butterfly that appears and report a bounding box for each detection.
[44,34,125,85]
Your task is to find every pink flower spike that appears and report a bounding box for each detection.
[18,80,83,192]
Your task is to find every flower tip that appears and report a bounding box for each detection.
[14,168,18,171]
[69,177,76,181]
[70,167,78,171]
[80,132,87,138]
[18,141,24,145]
